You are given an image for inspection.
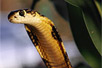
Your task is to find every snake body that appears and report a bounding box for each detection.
[8,9,72,68]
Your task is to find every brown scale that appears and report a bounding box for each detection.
[30,32,38,46]
[51,26,62,42]
[51,25,72,68]
[25,25,51,67]
[42,58,52,68]
[25,25,40,46]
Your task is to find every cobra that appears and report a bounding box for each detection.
[8,9,72,68]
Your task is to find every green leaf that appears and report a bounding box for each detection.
[65,0,101,56]
[65,0,101,68]
[94,0,102,17]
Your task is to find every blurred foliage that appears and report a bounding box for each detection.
[94,1,102,17]
[65,0,101,68]
[30,0,39,9]
[74,63,91,68]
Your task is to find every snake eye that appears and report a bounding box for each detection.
[19,10,25,16]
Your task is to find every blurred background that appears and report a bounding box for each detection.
[0,0,91,68]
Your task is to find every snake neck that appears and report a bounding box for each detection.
[25,15,72,68]
[30,22,53,42]
[26,16,54,41]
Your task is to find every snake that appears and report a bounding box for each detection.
[8,9,72,68]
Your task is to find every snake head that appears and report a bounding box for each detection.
[8,9,41,24]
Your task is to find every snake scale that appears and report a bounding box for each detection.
[8,9,72,68]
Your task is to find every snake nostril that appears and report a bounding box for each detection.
[14,16,17,18]
[9,19,12,22]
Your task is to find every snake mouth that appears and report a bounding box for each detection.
[8,11,15,19]
[8,19,12,22]
[8,9,20,20]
